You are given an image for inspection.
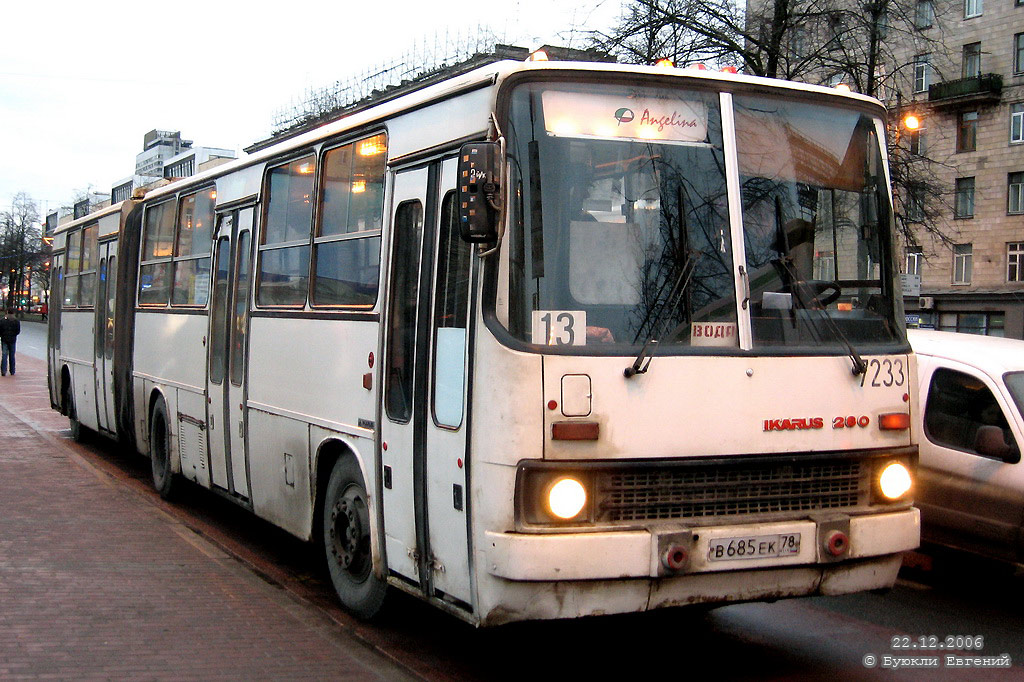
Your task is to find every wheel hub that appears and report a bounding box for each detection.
[329,492,367,575]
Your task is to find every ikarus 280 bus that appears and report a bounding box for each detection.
[48,57,919,626]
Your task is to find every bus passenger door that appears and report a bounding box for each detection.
[94,241,117,433]
[382,159,473,608]
[423,157,473,607]
[47,256,64,409]
[381,166,429,586]
[207,208,254,500]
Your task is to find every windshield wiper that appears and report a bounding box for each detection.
[624,250,702,378]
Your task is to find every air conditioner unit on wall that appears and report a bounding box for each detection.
[919,296,935,309]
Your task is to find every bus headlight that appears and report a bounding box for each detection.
[546,477,587,520]
[518,466,594,525]
[877,461,913,500]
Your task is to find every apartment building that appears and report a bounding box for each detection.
[894,0,1024,337]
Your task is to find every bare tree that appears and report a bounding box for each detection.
[589,0,956,246]
[0,193,46,311]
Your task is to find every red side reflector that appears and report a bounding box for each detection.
[879,413,911,430]
[552,421,600,441]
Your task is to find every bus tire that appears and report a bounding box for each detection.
[150,399,176,500]
[322,457,387,619]
[63,378,87,443]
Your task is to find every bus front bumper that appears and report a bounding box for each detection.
[484,508,919,581]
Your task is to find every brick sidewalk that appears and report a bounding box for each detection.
[0,355,417,681]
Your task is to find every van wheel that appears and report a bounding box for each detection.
[323,457,387,619]
[150,399,176,500]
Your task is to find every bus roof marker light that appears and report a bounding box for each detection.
[528,50,549,62]
[654,58,674,69]
[720,66,738,74]
[835,83,852,92]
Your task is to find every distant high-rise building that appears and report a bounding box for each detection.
[135,130,192,178]
[111,131,237,204]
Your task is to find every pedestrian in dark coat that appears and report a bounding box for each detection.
[0,308,21,376]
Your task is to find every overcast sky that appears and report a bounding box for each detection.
[0,0,619,218]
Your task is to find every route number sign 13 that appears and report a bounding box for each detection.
[531,310,587,346]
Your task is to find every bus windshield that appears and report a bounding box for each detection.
[501,80,903,354]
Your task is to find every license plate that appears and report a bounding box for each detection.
[707,533,801,562]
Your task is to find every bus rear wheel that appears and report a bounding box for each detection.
[322,457,387,619]
[150,399,176,500]
[63,380,86,443]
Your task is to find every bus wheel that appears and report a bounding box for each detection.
[150,400,176,500]
[323,457,387,619]
[63,381,86,443]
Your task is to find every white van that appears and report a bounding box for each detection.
[909,329,1024,564]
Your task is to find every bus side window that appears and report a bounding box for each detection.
[385,200,423,422]
[433,191,471,428]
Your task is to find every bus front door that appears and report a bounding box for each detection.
[206,207,254,500]
[382,158,473,609]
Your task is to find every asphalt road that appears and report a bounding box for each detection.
[13,319,46,360]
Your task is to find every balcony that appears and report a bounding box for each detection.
[928,74,1003,110]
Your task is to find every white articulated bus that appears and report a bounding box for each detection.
[48,58,919,626]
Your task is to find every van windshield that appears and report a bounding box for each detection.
[1004,371,1024,416]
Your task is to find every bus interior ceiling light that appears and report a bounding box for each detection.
[878,462,913,500]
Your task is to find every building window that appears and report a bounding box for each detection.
[1010,172,1024,214]
[813,250,836,280]
[915,0,934,28]
[955,177,975,218]
[906,246,923,275]
[913,55,931,93]
[1013,103,1024,144]
[907,184,926,222]
[112,183,133,204]
[1015,33,1024,75]
[964,0,982,18]
[938,312,1004,335]
[908,126,927,156]
[962,43,981,77]
[953,244,973,284]
[957,111,978,151]
[1007,242,1024,281]
[789,27,806,58]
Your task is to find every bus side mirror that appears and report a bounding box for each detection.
[457,142,501,243]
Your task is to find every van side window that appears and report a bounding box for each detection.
[924,367,1016,457]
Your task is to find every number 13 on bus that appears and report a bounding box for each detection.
[48,57,918,626]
